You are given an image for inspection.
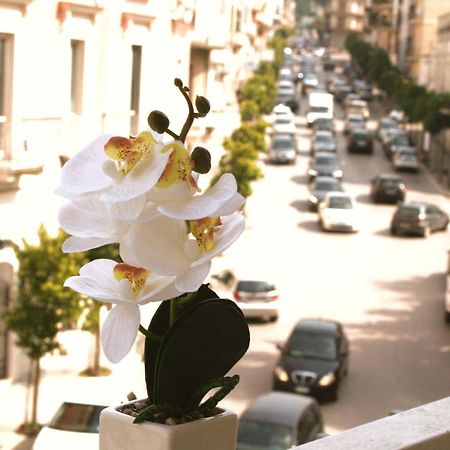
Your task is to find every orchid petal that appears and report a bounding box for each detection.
[62,236,116,253]
[109,196,146,221]
[193,213,245,266]
[175,260,211,293]
[58,195,115,238]
[215,193,245,216]
[157,173,239,220]
[55,135,113,198]
[139,274,180,303]
[100,144,172,203]
[101,304,140,363]
[120,217,189,275]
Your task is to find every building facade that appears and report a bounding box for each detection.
[325,0,366,48]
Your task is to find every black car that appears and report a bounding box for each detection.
[273,319,349,401]
[308,176,343,211]
[312,118,335,134]
[347,129,374,154]
[370,174,407,203]
[308,152,343,181]
[383,131,410,159]
[390,203,449,237]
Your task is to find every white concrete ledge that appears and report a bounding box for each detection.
[296,397,450,450]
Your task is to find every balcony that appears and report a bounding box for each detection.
[295,397,450,449]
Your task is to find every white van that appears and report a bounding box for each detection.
[306,92,334,127]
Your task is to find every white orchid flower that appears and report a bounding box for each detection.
[55,131,172,214]
[58,193,160,253]
[64,259,180,363]
[120,211,245,293]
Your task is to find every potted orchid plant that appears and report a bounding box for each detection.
[56,79,250,450]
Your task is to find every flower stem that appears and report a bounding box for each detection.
[138,325,163,343]
[169,299,178,326]
[177,84,195,143]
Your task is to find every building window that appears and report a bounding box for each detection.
[70,39,84,115]
[0,280,10,379]
[130,45,142,135]
[0,34,13,160]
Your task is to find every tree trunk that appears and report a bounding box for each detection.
[93,319,100,375]
[31,358,40,426]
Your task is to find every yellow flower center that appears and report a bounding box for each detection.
[104,131,156,175]
[113,263,149,293]
[189,217,222,252]
[156,141,199,190]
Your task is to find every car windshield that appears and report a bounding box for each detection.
[276,117,291,124]
[310,106,329,113]
[399,149,416,157]
[315,155,336,165]
[380,119,397,129]
[237,420,294,450]
[314,180,340,191]
[328,196,352,209]
[48,403,106,433]
[380,178,401,188]
[287,332,337,360]
[273,137,293,149]
[393,135,409,146]
[353,131,370,139]
[238,281,275,292]
[315,134,333,143]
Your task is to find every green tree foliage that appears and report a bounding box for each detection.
[239,100,260,122]
[240,74,276,114]
[3,226,86,428]
[230,123,268,154]
[345,33,450,134]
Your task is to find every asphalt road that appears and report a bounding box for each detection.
[217,95,450,434]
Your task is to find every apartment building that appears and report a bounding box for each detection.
[407,0,450,85]
[325,0,366,48]
[370,0,396,61]
[430,11,450,93]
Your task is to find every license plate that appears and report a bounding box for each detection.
[385,190,396,195]
[295,386,310,394]
[357,141,365,146]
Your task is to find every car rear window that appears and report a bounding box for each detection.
[237,420,294,450]
[314,180,340,191]
[380,178,401,188]
[48,403,106,433]
[328,196,352,209]
[397,205,422,217]
[237,281,275,292]
[273,137,293,149]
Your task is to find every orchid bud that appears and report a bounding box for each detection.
[191,146,211,174]
[195,96,210,116]
[174,78,183,88]
[148,110,170,134]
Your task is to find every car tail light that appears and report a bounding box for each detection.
[399,184,407,193]
[269,293,279,302]
[233,291,241,301]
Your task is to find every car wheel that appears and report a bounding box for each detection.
[445,312,450,324]
[269,315,278,323]
[390,226,398,236]
[422,225,431,238]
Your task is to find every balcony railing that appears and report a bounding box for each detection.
[295,397,450,449]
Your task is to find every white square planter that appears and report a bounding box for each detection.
[99,400,238,450]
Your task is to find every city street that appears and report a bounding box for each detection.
[217,99,450,434]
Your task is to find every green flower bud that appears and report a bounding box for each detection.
[174,78,183,88]
[195,96,211,116]
[191,146,211,174]
[147,110,170,134]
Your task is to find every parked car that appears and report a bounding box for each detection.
[392,147,420,172]
[312,118,335,134]
[377,117,400,142]
[311,130,337,154]
[273,318,350,401]
[383,129,412,157]
[269,133,297,164]
[237,392,324,449]
[33,401,106,450]
[233,279,279,322]
[370,174,407,203]
[381,128,405,155]
[273,114,296,135]
[276,80,299,113]
[318,192,359,232]
[308,152,343,181]
[344,114,365,135]
[347,129,374,154]
[308,176,344,211]
[390,203,448,237]
[271,103,294,121]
